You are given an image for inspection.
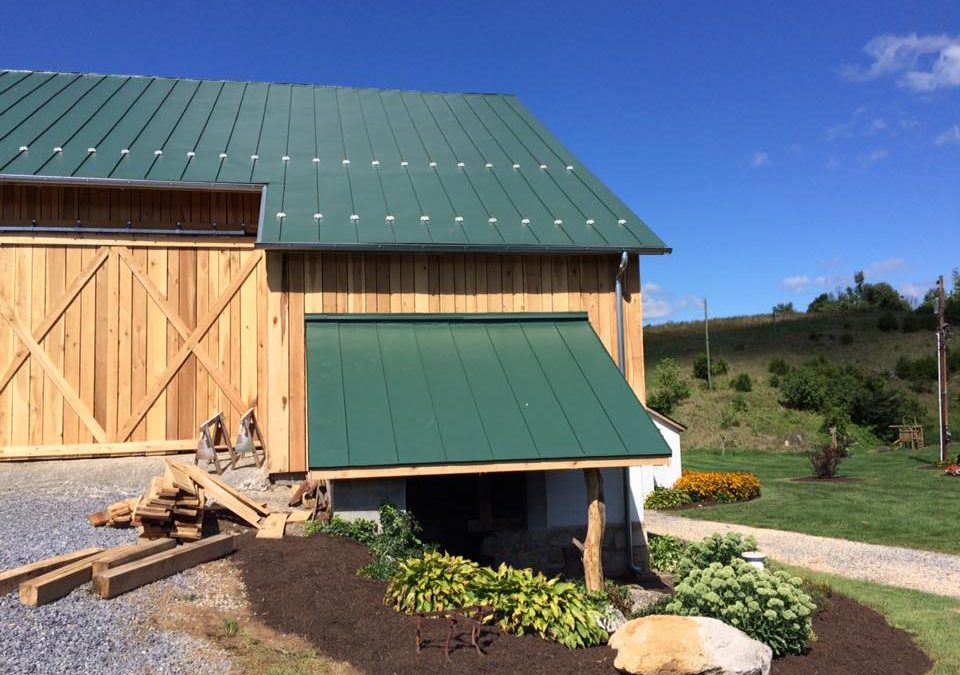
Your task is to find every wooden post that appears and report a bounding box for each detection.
[582,468,606,593]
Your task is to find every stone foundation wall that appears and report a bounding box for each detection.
[480,522,650,578]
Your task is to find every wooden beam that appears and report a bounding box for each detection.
[93,533,237,599]
[255,512,288,539]
[175,463,265,527]
[0,440,195,461]
[90,538,176,576]
[309,456,670,480]
[20,546,126,607]
[582,467,606,593]
[0,234,256,249]
[0,547,103,595]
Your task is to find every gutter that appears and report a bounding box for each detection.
[614,250,644,578]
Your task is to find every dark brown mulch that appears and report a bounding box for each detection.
[775,594,932,675]
[234,533,616,674]
[234,534,933,675]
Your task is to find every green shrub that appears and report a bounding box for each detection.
[647,358,691,415]
[768,374,781,388]
[839,332,854,345]
[768,357,790,376]
[675,532,757,581]
[306,503,432,580]
[664,560,816,656]
[647,534,689,574]
[731,393,748,413]
[385,553,607,649]
[644,486,692,510]
[731,373,753,392]
[780,367,827,411]
[877,311,899,332]
[693,353,728,380]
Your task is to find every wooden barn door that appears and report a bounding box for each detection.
[0,239,265,459]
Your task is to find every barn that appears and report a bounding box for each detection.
[0,69,674,574]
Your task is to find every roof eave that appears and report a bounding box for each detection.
[255,240,672,255]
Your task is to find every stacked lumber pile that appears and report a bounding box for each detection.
[88,463,206,541]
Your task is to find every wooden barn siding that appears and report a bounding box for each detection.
[0,182,261,233]
[0,236,264,459]
[266,252,645,474]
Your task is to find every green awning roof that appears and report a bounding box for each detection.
[305,313,670,476]
[0,69,669,254]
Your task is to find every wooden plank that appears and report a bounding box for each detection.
[20,546,121,607]
[0,547,103,596]
[177,248,197,436]
[78,247,96,443]
[117,247,133,441]
[255,512,288,539]
[145,247,167,439]
[90,537,176,576]
[310,455,670,480]
[42,246,65,444]
[413,254,429,312]
[195,248,210,426]
[174,461,269,516]
[176,463,265,527]
[229,249,241,424]
[0,439,194,460]
[165,247,180,440]
[286,510,312,524]
[0,234,255,249]
[240,249,257,411]
[130,248,148,441]
[287,254,306,473]
[105,250,120,440]
[256,250,267,426]
[0,247,10,447]
[93,533,237,600]
[28,245,44,445]
[265,252,289,473]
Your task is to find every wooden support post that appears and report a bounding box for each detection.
[582,467,606,593]
[0,547,103,596]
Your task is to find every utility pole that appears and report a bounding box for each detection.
[936,276,950,463]
[704,298,713,391]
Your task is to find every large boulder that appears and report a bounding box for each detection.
[608,615,771,675]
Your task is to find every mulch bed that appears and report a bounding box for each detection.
[790,476,865,483]
[775,594,931,675]
[234,533,932,675]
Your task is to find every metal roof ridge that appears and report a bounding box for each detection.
[1,68,518,99]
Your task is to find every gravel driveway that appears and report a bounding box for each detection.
[0,456,267,675]
[645,511,960,599]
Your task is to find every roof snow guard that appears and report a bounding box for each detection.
[0,70,669,254]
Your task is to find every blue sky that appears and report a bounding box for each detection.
[2,1,958,323]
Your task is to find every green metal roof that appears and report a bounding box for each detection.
[305,313,670,471]
[0,69,669,254]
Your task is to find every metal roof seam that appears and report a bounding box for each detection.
[374,323,405,466]
[145,79,203,178]
[410,321,452,463]
[0,73,81,147]
[177,80,226,181]
[445,322,504,462]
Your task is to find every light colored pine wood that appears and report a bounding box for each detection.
[28,245,45,445]
[42,246,65,444]
[105,250,120,440]
[117,249,133,441]
[93,533,237,600]
[287,254,306,473]
[145,247,167,438]
[0,547,103,596]
[90,537,176,576]
[255,512,288,539]
[78,247,96,443]
[0,439,194,460]
[20,546,121,607]
[265,253,289,474]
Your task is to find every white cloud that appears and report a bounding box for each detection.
[865,258,905,277]
[642,283,700,320]
[900,281,935,303]
[750,151,770,168]
[843,33,960,92]
[935,124,960,146]
[862,147,889,163]
[782,275,811,293]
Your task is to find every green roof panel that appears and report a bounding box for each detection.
[0,69,669,254]
[305,313,671,471]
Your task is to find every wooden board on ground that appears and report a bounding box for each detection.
[90,538,176,576]
[20,545,130,607]
[0,547,103,596]
[173,461,269,516]
[286,510,311,524]
[172,462,264,527]
[93,533,237,599]
[255,512,289,539]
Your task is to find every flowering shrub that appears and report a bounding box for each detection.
[644,486,693,510]
[664,559,816,656]
[674,532,757,581]
[945,464,960,476]
[674,470,761,502]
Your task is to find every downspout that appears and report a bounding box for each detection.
[614,251,643,577]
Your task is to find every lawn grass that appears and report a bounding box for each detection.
[778,565,960,675]
[676,446,960,553]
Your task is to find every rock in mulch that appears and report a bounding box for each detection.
[625,585,671,615]
[608,615,772,675]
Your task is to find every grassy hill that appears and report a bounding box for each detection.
[643,310,953,451]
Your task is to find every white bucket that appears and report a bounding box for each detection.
[741,551,767,571]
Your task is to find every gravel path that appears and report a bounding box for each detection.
[0,456,269,675]
[645,511,960,599]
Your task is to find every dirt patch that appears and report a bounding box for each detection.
[234,533,934,675]
[234,533,617,674]
[790,476,865,483]
[775,594,932,675]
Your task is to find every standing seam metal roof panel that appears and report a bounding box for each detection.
[305,313,672,470]
[0,69,669,254]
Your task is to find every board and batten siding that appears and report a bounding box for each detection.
[0,235,265,459]
[266,253,646,474]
